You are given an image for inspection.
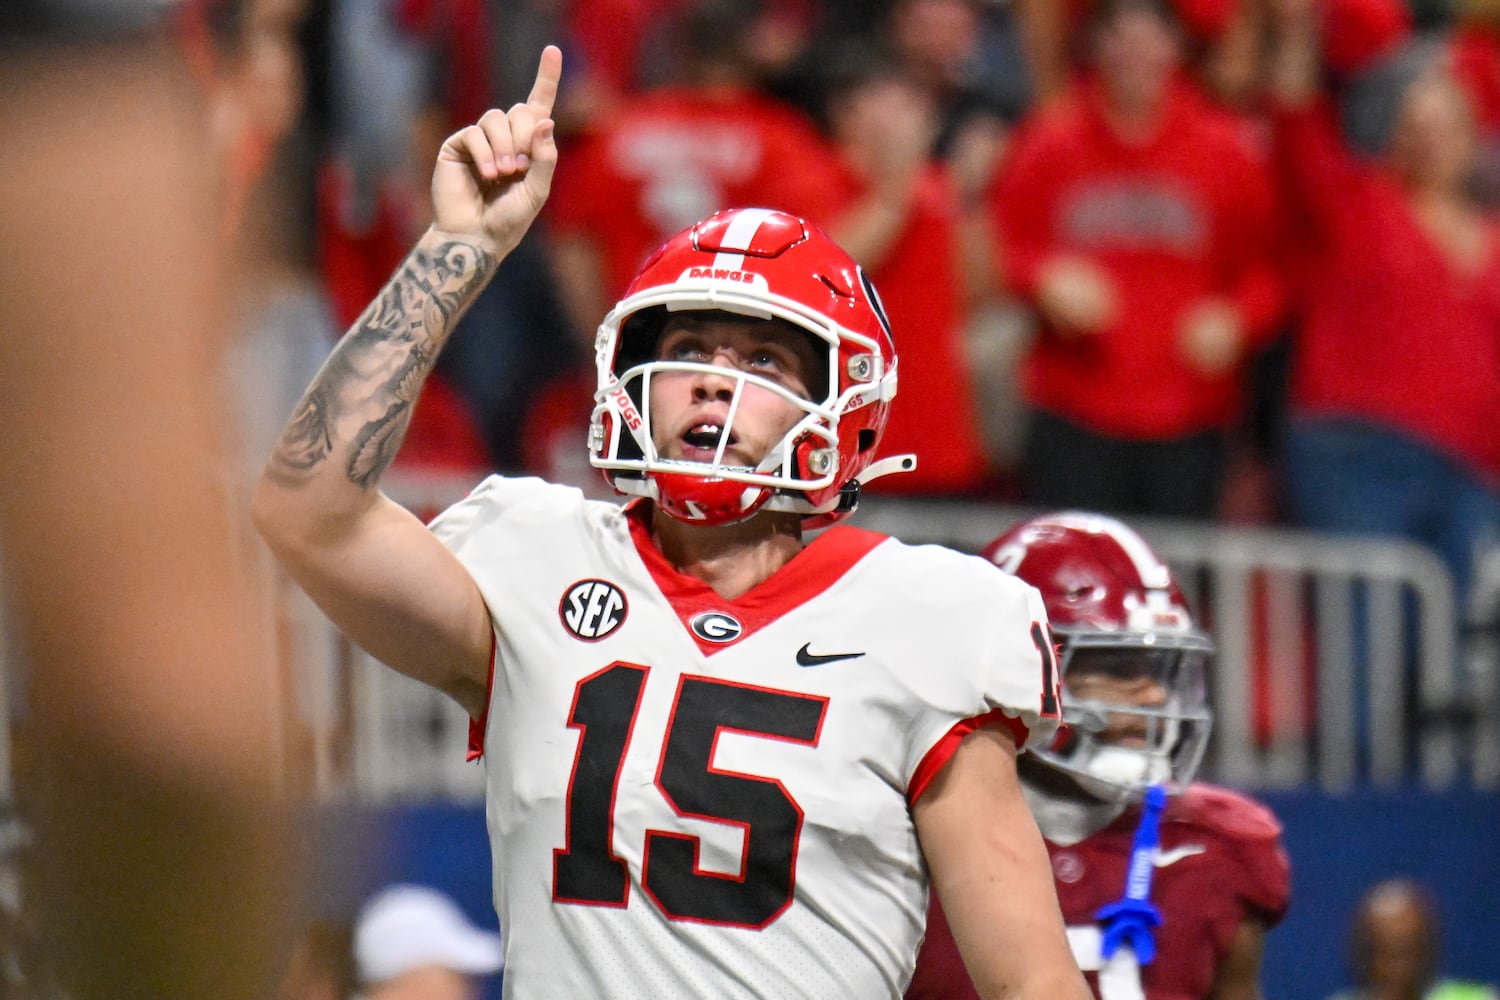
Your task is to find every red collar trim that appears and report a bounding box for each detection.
[625,499,887,655]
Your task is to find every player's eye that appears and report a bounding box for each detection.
[657,333,707,363]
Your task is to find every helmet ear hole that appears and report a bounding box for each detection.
[617,306,668,374]
[857,429,877,453]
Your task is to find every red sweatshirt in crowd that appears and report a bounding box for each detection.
[547,86,844,300]
[823,160,990,496]
[1274,102,1500,483]
[992,81,1284,440]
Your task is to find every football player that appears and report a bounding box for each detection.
[906,511,1291,1000]
[252,45,1091,999]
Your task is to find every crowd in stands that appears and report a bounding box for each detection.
[227,0,1500,622]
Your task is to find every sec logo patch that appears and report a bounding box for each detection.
[560,579,628,641]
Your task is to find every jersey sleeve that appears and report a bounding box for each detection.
[905,554,1063,803]
[1231,808,1292,927]
[427,474,607,641]
[429,475,587,552]
[427,476,606,759]
[1186,784,1293,927]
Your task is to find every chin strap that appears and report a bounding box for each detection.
[1095,784,1168,965]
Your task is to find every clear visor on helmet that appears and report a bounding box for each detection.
[1035,630,1215,800]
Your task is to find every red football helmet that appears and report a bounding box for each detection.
[982,511,1214,800]
[588,207,915,526]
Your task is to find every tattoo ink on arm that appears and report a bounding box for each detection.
[266,238,496,489]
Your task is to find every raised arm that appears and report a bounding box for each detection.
[913,726,1092,1000]
[251,47,562,717]
[1264,0,1370,239]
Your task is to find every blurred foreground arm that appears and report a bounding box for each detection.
[0,35,286,999]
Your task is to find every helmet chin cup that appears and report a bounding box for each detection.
[652,471,773,526]
[1046,742,1172,803]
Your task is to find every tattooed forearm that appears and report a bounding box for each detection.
[266,238,496,488]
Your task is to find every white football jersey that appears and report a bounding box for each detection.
[430,477,1060,999]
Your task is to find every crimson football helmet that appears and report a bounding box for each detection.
[588,207,915,526]
[982,511,1213,800]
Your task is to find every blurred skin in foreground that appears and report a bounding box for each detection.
[0,14,293,999]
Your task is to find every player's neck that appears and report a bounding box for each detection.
[649,505,805,601]
[1019,766,1129,846]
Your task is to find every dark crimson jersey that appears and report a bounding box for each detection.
[906,783,1290,1000]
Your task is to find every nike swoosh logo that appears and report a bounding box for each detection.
[796,643,865,667]
[1154,844,1207,868]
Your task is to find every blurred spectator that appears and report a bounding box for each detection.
[319,0,569,472]
[213,0,332,483]
[545,0,844,341]
[639,0,824,101]
[879,0,1032,156]
[528,0,847,491]
[188,0,313,233]
[1266,0,1500,629]
[989,0,1285,520]
[353,885,503,1000]
[1326,878,1499,1000]
[1013,0,1265,110]
[1448,1,1500,206]
[1320,0,1414,80]
[1011,0,1417,115]
[812,40,995,496]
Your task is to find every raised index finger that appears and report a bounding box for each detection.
[527,45,562,118]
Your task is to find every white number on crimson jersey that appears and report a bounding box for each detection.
[1068,925,1145,1000]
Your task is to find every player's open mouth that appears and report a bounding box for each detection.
[682,424,733,450]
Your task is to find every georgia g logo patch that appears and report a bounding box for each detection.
[689,611,743,644]
[560,579,628,642]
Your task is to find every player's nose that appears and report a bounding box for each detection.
[690,354,741,398]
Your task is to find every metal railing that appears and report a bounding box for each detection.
[855,502,1478,792]
[279,479,1498,802]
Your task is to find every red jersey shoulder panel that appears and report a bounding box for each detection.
[1169,782,1283,841]
[1166,783,1292,926]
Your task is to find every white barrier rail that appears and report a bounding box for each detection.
[278,478,1497,803]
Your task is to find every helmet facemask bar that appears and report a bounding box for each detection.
[599,358,839,495]
[589,284,892,517]
[1037,631,1215,802]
